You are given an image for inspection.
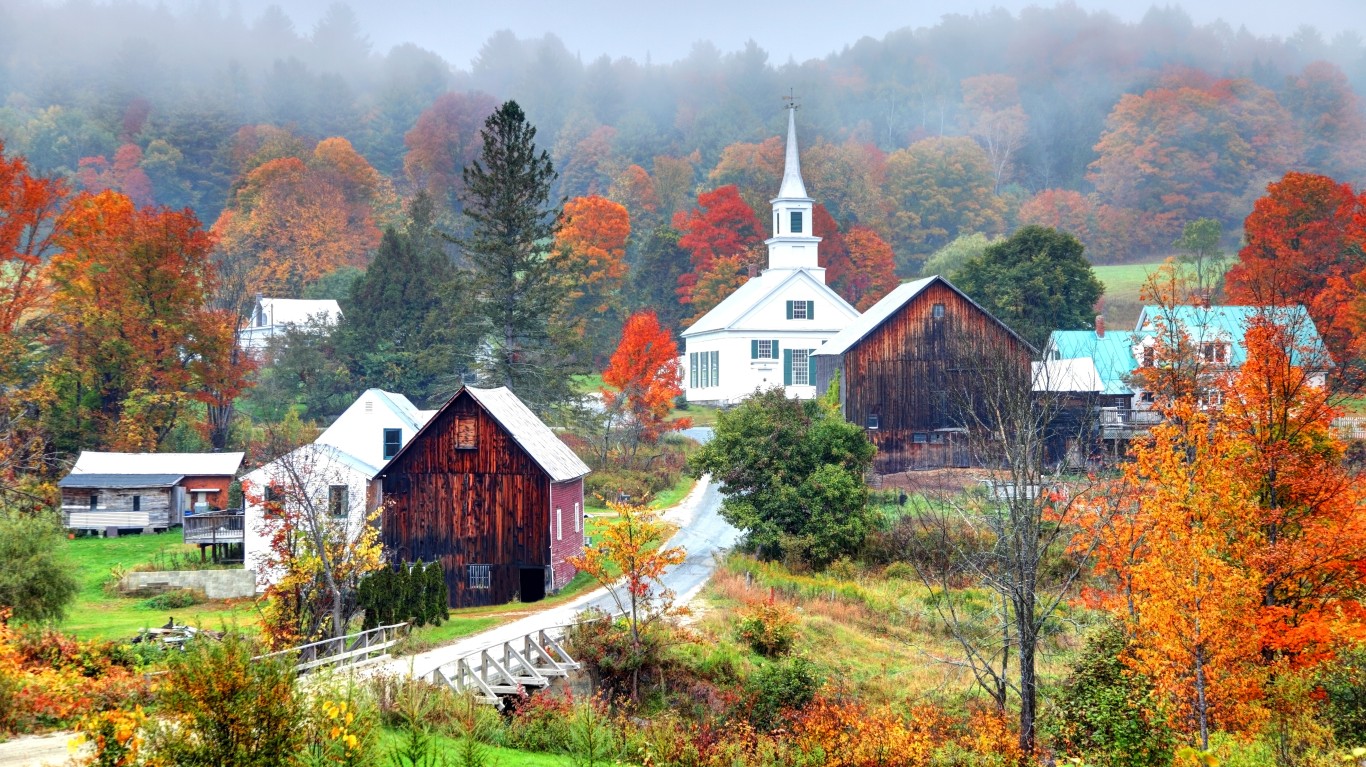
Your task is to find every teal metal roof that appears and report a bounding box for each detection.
[1045,330,1142,396]
[1045,304,1329,397]
[1135,305,1328,368]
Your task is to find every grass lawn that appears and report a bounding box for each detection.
[378,728,564,766]
[58,531,259,641]
[1091,262,1168,303]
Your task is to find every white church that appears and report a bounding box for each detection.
[681,105,859,404]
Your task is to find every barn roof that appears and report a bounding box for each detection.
[812,275,1035,358]
[463,387,591,482]
[71,451,244,477]
[58,473,184,489]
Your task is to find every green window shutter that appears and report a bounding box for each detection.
[772,339,779,359]
[808,350,817,387]
[751,340,758,359]
[783,349,793,386]
[807,300,815,320]
[785,301,794,320]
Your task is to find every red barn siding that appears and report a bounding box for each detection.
[816,281,1034,473]
[381,392,554,608]
[179,476,232,509]
[548,479,584,589]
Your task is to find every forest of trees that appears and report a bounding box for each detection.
[2,0,1366,471]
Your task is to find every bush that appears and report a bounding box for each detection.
[358,562,448,630]
[1047,622,1173,767]
[743,655,822,733]
[0,509,78,623]
[735,600,798,658]
[141,588,203,610]
[504,691,576,753]
[1316,644,1366,749]
[145,632,305,767]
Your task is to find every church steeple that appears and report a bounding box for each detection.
[765,101,823,277]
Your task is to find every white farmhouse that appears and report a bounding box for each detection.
[681,106,859,404]
[237,296,343,352]
[241,389,434,587]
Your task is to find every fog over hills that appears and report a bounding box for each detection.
[222,0,1362,65]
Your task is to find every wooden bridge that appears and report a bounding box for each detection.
[422,627,582,705]
[257,621,412,674]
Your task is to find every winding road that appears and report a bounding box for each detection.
[383,426,739,680]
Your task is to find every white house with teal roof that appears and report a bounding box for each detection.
[1043,304,1329,441]
[681,105,859,404]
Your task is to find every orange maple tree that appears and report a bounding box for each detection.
[832,226,897,311]
[47,191,236,450]
[601,310,689,460]
[76,143,154,207]
[554,195,630,315]
[684,249,760,324]
[1224,172,1366,362]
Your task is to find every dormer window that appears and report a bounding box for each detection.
[790,211,803,234]
[1200,342,1228,364]
[383,428,402,459]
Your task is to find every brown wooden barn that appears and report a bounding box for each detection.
[812,276,1035,473]
[377,386,591,608]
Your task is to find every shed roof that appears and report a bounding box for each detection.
[812,275,1035,357]
[463,387,591,482]
[380,386,591,483]
[1031,358,1104,393]
[257,297,342,326]
[71,451,244,477]
[1045,330,1142,396]
[58,473,184,489]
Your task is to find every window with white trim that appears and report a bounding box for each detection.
[790,300,809,319]
[556,507,563,540]
[467,564,491,589]
[791,349,810,385]
[574,501,581,532]
[689,351,719,388]
[328,485,349,517]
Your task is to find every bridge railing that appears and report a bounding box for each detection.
[256,621,412,674]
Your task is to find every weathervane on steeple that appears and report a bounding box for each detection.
[783,88,800,110]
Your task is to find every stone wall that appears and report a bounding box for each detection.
[120,568,259,600]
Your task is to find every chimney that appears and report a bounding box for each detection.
[746,262,759,279]
[1095,314,1105,339]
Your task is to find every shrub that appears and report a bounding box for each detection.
[1048,622,1173,767]
[1315,644,1366,749]
[735,600,798,658]
[743,655,822,732]
[141,588,203,610]
[145,633,305,767]
[504,691,575,753]
[0,509,78,622]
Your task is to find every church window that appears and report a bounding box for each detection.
[786,300,814,320]
[785,349,813,386]
[752,339,779,359]
[790,211,803,233]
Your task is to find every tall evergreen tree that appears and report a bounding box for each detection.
[337,193,462,403]
[458,100,581,414]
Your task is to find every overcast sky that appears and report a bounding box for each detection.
[214,0,1365,66]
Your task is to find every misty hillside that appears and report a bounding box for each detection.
[1,0,1363,271]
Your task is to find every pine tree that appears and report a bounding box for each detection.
[459,100,581,414]
[425,561,448,626]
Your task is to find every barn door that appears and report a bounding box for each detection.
[519,567,546,603]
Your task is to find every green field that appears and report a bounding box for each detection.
[59,531,257,641]
[1091,258,1233,328]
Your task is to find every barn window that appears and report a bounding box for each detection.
[383,428,402,459]
[866,413,879,430]
[328,485,349,517]
[575,501,581,532]
[454,414,478,449]
[89,494,98,509]
[556,507,563,540]
[932,303,945,319]
[912,432,929,444]
[132,495,141,512]
[468,564,491,589]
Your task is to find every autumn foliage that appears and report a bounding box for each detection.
[674,185,763,305]
[601,311,689,456]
